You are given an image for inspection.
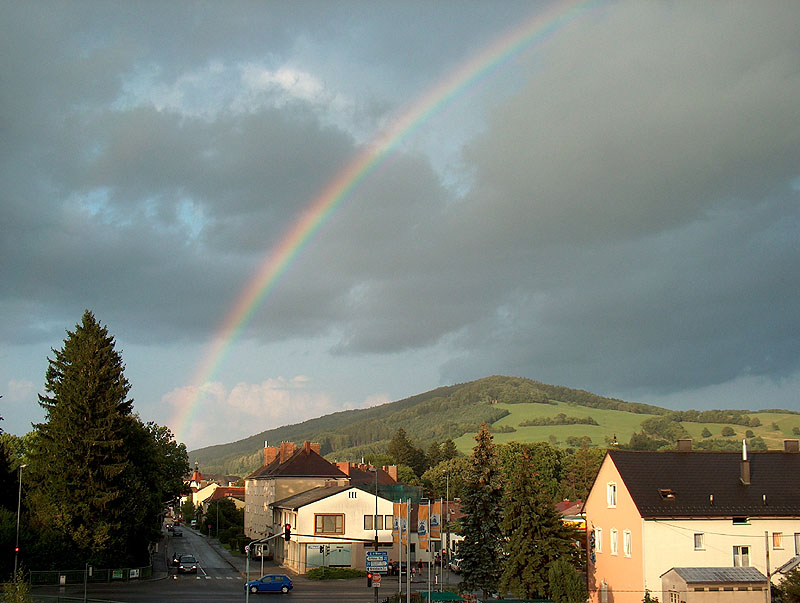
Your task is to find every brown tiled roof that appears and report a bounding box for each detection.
[246,446,348,480]
[609,449,800,518]
[272,485,353,510]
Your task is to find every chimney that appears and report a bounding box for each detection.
[337,462,351,476]
[264,445,278,466]
[677,439,692,452]
[383,465,399,483]
[303,441,311,454]
[279,441,298,464]
[740,440,750,486]
[784,439,800,453]
[311,442,321,455]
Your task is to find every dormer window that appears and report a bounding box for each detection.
[733,517,749,525]
[659,488,676,500]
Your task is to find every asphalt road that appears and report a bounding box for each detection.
[29,526,461,602]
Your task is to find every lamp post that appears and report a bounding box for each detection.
[14,464,27,576]
[369,467,378,550]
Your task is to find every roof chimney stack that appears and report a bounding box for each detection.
[784,439,800,453]
[677,439,692,452]
[740,440,750,485]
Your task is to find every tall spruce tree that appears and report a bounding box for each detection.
[28,310,136,566]
[459,424,503,599]
[499,450,583,598]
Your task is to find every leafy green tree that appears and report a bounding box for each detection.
[420,456,470,499]
[777,568,800,603]
[721,426,735,437]
[181,499,197,524]
[27,311,136,566]
[701,427,712,438]
[640,416,689,443]
[500,450,582,599]
[750,417,762,427]
[459,425,503,599]
[548,557,587,603]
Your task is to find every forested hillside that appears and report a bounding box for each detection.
[188,375,800,477]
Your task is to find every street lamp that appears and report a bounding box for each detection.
[368,467,379,550]
[14,464,27,575]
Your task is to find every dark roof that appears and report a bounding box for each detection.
[272,486,352,510]
[609,449,800,518]
[664,567,767,583]
[247,447,349,480]
[347,465,397,486]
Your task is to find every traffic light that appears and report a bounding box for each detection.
[366,572,373,587]
[284,524,291,541]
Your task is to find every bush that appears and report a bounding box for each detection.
[721,426,735,437]
[307,567,366,580]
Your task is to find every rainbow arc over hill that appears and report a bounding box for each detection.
[173,0,599,445]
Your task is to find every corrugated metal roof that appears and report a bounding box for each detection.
[667,567,767,583]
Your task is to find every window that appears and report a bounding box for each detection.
[669,592,679,603]
[773,532,783,549]
[364,515,373,530]
[594,527,603,553]
[694,533,704,550]
[610,529,618,555]
[623,530,632,557]
[385,516,392,530]
[795,533,800,555]
[607,483,617,508]
[365,515,384,530]
[733,545,750,567]
[315,514,344,535]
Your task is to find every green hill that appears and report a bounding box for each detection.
[187,375,800,476]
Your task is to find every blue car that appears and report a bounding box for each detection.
[245,574,293,594]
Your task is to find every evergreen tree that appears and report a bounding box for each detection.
[388,428,426,475]
[426,442,442,468]
[560,446,605,501]
[459,424,503,599]
[27,311,136,566]
[440,439,459,461]
[548,557,588,603]
[500,450,583,599]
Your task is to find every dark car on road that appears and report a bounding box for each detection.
[244,574,293,594]
[177,555,198,574]
[172,528,183,537]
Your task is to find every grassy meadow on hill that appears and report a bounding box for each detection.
[189,376,800,476]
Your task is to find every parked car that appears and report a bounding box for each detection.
[244,574,293,594]
[190,519,197,528]
[449,558,462,573]
[177,554,198,574]
[172,528,183,537]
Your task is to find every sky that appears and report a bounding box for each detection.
[1,1,799,452]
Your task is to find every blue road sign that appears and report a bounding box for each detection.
[366,551,389,573]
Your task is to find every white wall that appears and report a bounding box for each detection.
[642,517,800,593]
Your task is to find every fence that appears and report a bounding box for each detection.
[29,565,152,586]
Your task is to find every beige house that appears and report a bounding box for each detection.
[584,440,800,603]
[661,567,768,603]
[272,485,395,573]
[244,441,349,541]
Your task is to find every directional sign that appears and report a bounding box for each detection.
[366,551,388,573]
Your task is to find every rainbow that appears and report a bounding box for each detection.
[172,0,600,445]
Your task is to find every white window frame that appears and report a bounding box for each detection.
[610,528,618,555]
[607,482,617,508]
[694,533,704,550]
[733,545,750,567]
[595,527,603,553]
[773,532,783,550]
[623,529,632,557]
